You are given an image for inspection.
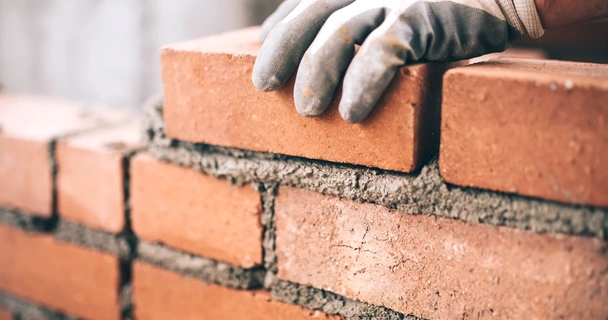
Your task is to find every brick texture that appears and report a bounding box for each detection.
[57,121,140,232]
[0,224,121,320]
[131,153,263,268]
[441,59,608,207]
[133,262,339,320]
[469,47,547,64]
[0,309,11,320]
[274,187,608,320]
[0,93,128,217]
[161,27,455,173]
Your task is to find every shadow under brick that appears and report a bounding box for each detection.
[137,241,265,290]
[143,97,608,240]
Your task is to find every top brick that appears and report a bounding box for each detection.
[0,93,129,216]
[161,27,456,172]
[441,59,608,207]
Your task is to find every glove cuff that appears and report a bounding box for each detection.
[496,0,544,38]
[513,0,545,38]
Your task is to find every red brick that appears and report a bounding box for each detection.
[440,59,608,207]
[161,27,455,173]
[0,309,11,320]
[274,187,608,320]
[0,224,121,320]
[469,48,547,64]
[133,262,339,320]
[130,153,263,268]
[0,93,129,217]
[57,122,140,232]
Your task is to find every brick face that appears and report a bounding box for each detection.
[161,27,454,173]
[130,153,263,268]
[0,224,121,320]
[0,309,11,320]
[133,262,339,320]
[57,122,140,232]
[274,187,608,320]
[0,137,52,217]
[0,93,129,217]
[441,59,608,207]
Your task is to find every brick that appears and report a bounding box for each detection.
[133,262,339,320]
[469,47,547,64]
[274,187,608,320]
[161,27,455,173]
[440,59,608,207]
[0,93,128,217]
[0,224,121,320]
[0,309,11,320]
[57,121,140,232]
[131,153,263,268]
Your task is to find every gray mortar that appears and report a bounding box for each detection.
[260,184,278,276]
[143,98,608,240]
[119,284,133,320]
[0,208,54,232]
[54,220,131,259]
[0,292,78,320]
[271,280,422,320]
[137,241,265,290]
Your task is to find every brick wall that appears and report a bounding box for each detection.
[0,26,606,320]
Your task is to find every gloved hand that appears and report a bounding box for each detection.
[252,0,544,123]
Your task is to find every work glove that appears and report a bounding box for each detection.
[252,0,544,123]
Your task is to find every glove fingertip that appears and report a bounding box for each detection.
[252,74,282,92]
[339,102,368,124]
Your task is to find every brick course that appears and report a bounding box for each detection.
[274,187,608,319]
[133,262,340,320]
[441,59,608,207]
[0,93,129,217]
[161,27,455,173]
[131,153,263,268]
[57,122,140,232]
[0,224,121,320]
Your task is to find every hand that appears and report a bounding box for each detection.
[252,0,544,123]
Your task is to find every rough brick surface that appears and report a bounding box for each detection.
[57,121,140,232]
[0,224,121,320]
[441,59,608,207]
[0,93,128,217]
[0,308,10,320]
[133,262,339,320]
[161,27,455,173]
[131,153,263,268]
[469,47,547,64]
[275,187,608,320]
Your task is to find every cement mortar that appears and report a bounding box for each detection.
[54,220,131,259]
[0,292,77,320]
[119,284,133,319]
[260,185,278,274]
[144,98,608,240]
[137,241,265,290]
[0,208,55,232]
[271,280,421,320]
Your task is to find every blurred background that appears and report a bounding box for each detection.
[0,1,605,111]
[0,0,282,110]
